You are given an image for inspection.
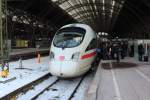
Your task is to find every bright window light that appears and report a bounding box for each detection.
[102,0,105,4]
[51,0,58,2]
[112,1,115,6]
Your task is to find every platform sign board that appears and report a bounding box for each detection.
[0,0,9,61]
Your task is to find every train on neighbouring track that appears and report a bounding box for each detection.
[49,23,97,78]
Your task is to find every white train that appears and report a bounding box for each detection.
[49,23,97,78]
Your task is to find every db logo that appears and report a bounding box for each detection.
[59,56,65,61]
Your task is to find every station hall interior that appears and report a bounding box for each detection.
[1,0,150,100]
[5,0,150,48]
[2,0,150,60]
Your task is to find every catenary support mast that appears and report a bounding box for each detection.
[0,0,9,74]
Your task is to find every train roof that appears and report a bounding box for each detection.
[60,23,94,32]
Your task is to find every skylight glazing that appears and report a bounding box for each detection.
[52,0,125,32]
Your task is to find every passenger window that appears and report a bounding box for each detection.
[86,39,97,51]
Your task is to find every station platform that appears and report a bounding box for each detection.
[9,48,49,61]
[86,57,150,100]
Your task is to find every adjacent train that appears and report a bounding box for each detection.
[49,23,97,78]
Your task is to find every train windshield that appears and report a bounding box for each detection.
[53,27,85,48]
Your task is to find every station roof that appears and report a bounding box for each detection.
[7,0,76,28]
[52,0,150,38]
[8,0,150,39]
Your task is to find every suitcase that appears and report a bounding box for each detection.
[144,56,149,62]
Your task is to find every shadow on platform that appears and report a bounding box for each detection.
[102,62,138,69]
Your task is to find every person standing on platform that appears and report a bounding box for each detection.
[116,44,120,62]
[96,44,102,65]
[138,44,144,61]
[129,44,134,57]
[120,42,125,59]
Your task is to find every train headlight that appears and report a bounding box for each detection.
[72,52,80,61]
[50,51,54,60]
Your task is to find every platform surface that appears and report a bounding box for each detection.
[10,48,49,55]
[97,57,150,100]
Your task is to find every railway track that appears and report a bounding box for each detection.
[68,75,86,100]
[17,76,59,100]
[0,73,56,100]
[16,75,86,100]
[18,68,95,100]
[35,74,86,100]
[16,74,86,100]
[1,71,91,100]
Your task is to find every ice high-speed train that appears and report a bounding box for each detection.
[49,23,97,78]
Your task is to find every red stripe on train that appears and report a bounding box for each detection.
[81,52,96,59]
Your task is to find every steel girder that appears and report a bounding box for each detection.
[52,0,125,32]
[0,0,9,61]
[7,6,56,48]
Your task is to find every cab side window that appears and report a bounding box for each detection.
[86,39,97,51]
